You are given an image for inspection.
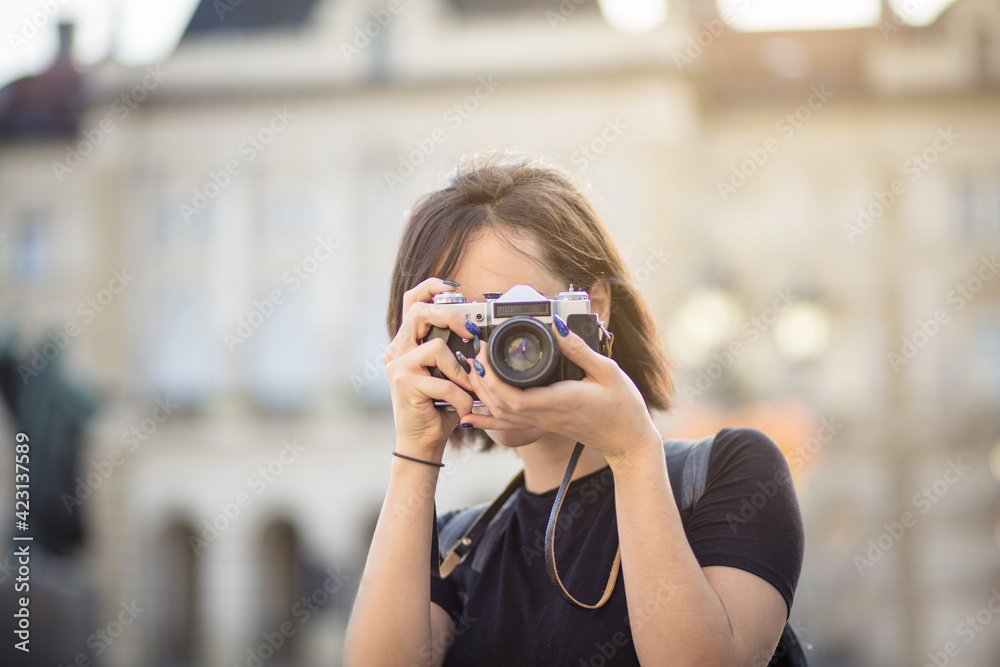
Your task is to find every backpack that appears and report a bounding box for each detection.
[433,436,809,666]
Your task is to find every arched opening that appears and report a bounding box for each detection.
[258,518,301,665]
[157,520,201,667]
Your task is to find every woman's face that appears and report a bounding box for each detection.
[447,229,568,449]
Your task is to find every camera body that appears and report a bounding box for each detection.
[424,284,605,408]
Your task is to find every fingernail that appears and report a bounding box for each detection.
[455,350,471,374]
[472,335,480,354]
[443,280,460,287]
[466,320,481,337]
[553,314,569,337]
[457,422,473,429]
[472,359,485,377]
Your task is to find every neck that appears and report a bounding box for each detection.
[517,433,610,494]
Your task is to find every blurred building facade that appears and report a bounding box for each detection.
[0,0,999,665]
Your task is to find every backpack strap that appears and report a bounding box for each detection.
[663,435,716,519]
[436,491,521,575]
[666,433,809,666]
[432,468,524,579]
[433,437,717,582]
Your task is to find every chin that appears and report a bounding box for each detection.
[486,426,547,448]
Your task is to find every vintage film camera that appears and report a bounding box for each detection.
[424,284,610,408]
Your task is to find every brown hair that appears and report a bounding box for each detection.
[386,151,673,449]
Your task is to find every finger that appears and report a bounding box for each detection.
[466,344,547,421]
[390,301,478,359]
[401,277,461,316]
[392,337,475,393]
[465,344,501,412]
[550,317,613,379]
[398,374,475,416]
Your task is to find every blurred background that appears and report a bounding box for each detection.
[0,0,999,665]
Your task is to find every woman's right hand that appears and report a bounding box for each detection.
[384,277,478,460]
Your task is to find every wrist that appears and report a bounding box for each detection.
[394,439,446,466]
[605,429,663,474]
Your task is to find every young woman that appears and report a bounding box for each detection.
[345,152,804,666]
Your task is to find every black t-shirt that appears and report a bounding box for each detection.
[429,427,805,667]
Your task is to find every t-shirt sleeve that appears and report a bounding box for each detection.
[683,427,805,617]
[430,509,462,618]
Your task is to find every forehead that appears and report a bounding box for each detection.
[447,229,565,300]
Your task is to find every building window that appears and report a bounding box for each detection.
[13,212,49,286]
[148,287,224,407]
[953,169,1000,243]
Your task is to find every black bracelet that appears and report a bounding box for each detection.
[392,451,445,468]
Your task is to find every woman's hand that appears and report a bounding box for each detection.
[384,278,479,459]
[458,318,662,463]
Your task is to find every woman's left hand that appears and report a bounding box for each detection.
[458,320,662,462]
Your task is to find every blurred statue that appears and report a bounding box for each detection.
[0,329,102,666]
[0,331,99,554]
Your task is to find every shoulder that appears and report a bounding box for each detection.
[686,427,805,615]
[707,427,794,488]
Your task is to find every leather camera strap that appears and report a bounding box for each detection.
[544,441,621,609]
[434,441,620,610]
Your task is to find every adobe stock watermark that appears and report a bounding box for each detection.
[843,126,959,243]
[340,0,409,60]
[51,66,170,182]
[223,235,340,352]
[878,0,929,40]
[546,0,587,30]
[188,439,306,556]
[16,268,134,384]
[7,0,70,53]
[57,599,144,667]
[349,305,456,394]
[520,467,615,568]
[923,588,1000,667]
[726,417,841,534]
[411,609,478,667]
[716,85,833,201]
[179,107,294,223]
[570,117,628,171]
[673,0,753,72]
[678,288,798,403]
[886,254,998,372]
[213,0,250,22]
[60,397,178,514]
[234,567,351,667]
[749,616,812,667]
[854,459,970,576]
[631,243,672,287]
[574,577,679,666]
[393,445,475,522]
[383,75,502,192]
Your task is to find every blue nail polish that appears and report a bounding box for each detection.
[553,314,569,337]
[457,423,473,429]
[472,335,480,354]
[466,320,481,337]
[443,280,460,287]
[472,359,485,377]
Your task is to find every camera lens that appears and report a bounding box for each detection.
[488,317,559,388]
[504,334,543,372]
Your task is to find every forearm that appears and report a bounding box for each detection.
[345,446,441,666]
[608,439,738,666]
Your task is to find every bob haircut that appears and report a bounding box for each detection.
[386,151,674,450]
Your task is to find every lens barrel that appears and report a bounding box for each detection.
[487,317,559,388]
